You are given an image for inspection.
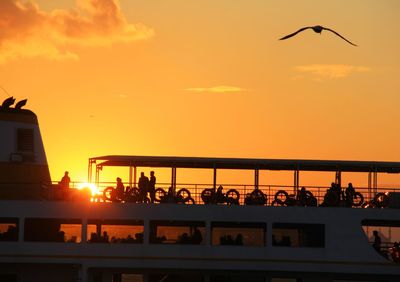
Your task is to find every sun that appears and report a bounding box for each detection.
[77,182,101,196]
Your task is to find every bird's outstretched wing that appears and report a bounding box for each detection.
[279,27,312,40]
[323,27,357,46]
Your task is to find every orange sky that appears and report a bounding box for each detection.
[1,0,400,187]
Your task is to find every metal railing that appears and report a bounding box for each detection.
[59,181,400,207]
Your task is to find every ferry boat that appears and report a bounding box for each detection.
[1,98,400,282]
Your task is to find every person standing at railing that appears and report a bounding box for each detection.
[149,171,156,203]
[138,172,149,202]
[59,171,70,189]
[345,183,355,206]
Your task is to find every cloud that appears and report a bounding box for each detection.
[294,64,371,79]
[185,85,245,93]
[0,0,154,63]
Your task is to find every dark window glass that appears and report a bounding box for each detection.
[150,220,205,244]
[87,219,144,244]
[24,218,81,242]
[211,222,266,246]
[272,223,325,248]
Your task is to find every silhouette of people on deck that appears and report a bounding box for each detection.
[298,187,307,205]
[59,171,70,189]
[373,230,382,253]
[345,182,355,206]
[138,172,149,202]
[148,171,156,203]
[116,177,125,194]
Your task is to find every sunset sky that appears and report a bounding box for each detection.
[1,0,400,187]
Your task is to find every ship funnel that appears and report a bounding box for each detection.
[0,100,51,199]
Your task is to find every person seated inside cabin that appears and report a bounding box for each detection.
[220,234,235,245]
[102,231,109,243]
[178,232,190,244]
[135,232,144,243]
[191,227,203,244]
[235,233,244,245]
[59,171,70,189]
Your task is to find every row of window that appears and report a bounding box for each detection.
[0,218,325,247]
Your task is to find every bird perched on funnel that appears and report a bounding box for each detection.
[1,96,15,108]
[279,25,357,46]
[15,99,28,109]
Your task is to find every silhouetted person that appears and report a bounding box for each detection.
[191,227,203,244]
[116,177,125,196]
[60,171,70,189]
[345,182,355,206]
[298,187,307,205]
[148,171,156,203]
[89,232,98,243]
[179,232,190,244]
[235,233,244,245]
[138,172,149,202]
[373,230,382,253]
[102,231,109,243]
[216,185,225,203]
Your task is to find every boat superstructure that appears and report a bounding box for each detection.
[1,99,400,282]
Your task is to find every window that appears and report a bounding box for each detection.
[150,220,205,244]
[272,223,325,247]
[24,218,81,242]
[362,219,400,262]
[17,128,34,152]
[0,218,18,242]
[211,222,266,246]
[87,219,144,244]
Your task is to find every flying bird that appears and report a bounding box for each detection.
[279,25,357,46]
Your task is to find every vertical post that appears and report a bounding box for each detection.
[88,159,92,183]
[18,217,24,242]
[95,166,100,189]
[254,168,259,190]
[213,165,217,189]
[293,169,299,194]
[82,218,87,244]
[129,162,133,189]
[143,220,149,245]
[368,171,372,200]
[205,221,211,246]
[335,171,342,187]
[373,170,378,195]
[134,166,137,188]
[171,167,177,194]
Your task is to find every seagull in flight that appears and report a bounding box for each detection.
[279,25,357,46]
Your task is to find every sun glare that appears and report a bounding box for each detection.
[77,182,100,196]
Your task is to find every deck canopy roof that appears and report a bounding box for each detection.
[89,155,400,173]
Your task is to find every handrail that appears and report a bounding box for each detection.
[46,181,400,207]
